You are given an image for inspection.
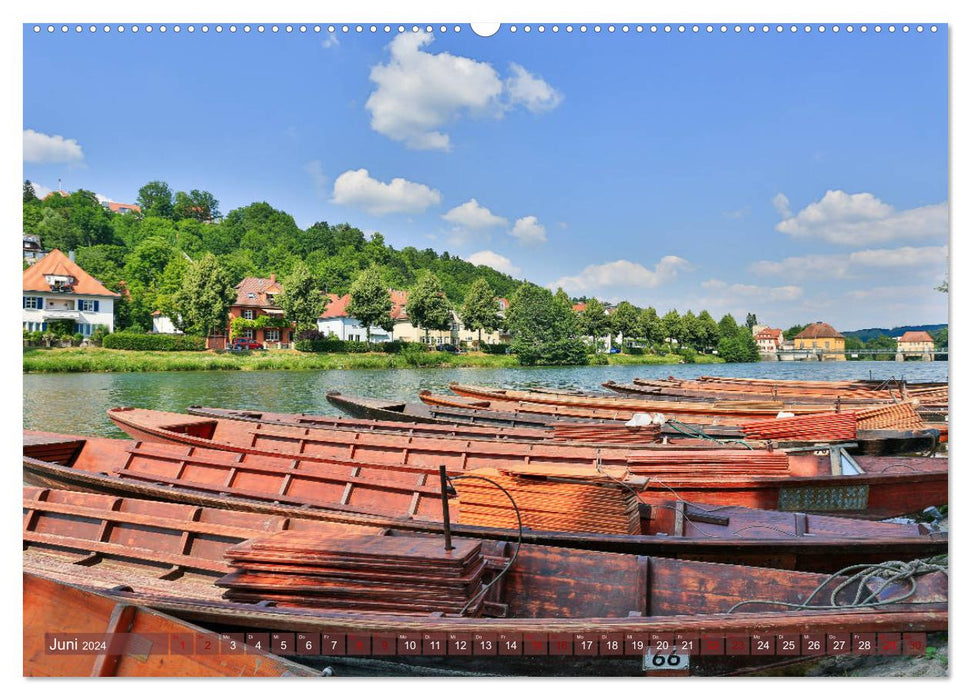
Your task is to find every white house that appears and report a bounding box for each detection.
[151,311,182,334]
[23,249,119,336]
[317,293,395,343]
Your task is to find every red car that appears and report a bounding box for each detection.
[230,339,263,351]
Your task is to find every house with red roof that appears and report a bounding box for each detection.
[22,249,120,336]
[754,327,784,353]
[316,291,401,343]
[226,274,293,347]
[896,331,935,357]
[105,201,141,216]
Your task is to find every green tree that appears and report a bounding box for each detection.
[173,253,235,337]
[682,310,700,350]
[174,189,221,222]
[936,279,948,293]
[717,313,739,339]
[137,181,174,218]
[407,272,453,339]
[718,327,759,363]
[638,307,663,348]
[745,312,758,330]
[662,309,686,346]
[579,298,612,351]
[933,327,948,349]
[23,180,38,203]
[506,284,587,366]
[866,334,898,360]
[276,261,326,331]
[696,310,720,353]
[610,301,640,348]
[459,278,500,347]
[347,266,394,344]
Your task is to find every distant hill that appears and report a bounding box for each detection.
[841,324,947,342]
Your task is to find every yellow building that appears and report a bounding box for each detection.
[793,322,846,361]
[896,331,935,356]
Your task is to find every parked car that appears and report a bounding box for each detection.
[608,347,621,354]
[230,339,264,351]
[435,343,460,353]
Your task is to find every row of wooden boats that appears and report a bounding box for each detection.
[23,376,948,677]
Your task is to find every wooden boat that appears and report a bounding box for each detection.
[186,405,665,448]
[447,383,897,421]
[417,391,942,454]
[24,572,320,677]
[638,375,947,401]
[22,487,948,676]
[23,434,948,565]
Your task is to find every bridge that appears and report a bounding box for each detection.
[769,348,948,362]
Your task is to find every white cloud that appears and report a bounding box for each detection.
[304,160,328,197]
[776,190,948,245]
[505,63,563,113]
[442,199,507,229]
[23,129,84,164]
[723,206,749,220]
[365,34,562,150]
[321,34,339,49]
[366,33,504,150]
[466,250,521,276]
[510,216,547,245]
[751,245,948,280]
[702,279,803,302]
[772,192,791,218]
[550,256,691,294]
[331,168,442,215]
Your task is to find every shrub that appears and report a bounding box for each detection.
[378,340,425,354]
[588,353,609,365]
[513,338,588,366]
[624,345,645,355]
[480,342,510,355]
[72,333,84,346]
[102,332,206,351]
[89,325,110,347]
[676,347,698,364]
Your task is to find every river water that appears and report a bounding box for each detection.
[23,361,948,438]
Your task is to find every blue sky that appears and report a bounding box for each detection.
[23,24,948,330]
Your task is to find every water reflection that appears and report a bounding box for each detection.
[24,361,948,438]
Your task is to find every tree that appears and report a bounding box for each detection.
[460,278,500,347]
[347,266,394,344]
[610,302,640,348]
[866,334,898,361]
[718,327,759,363]
[696,310,719,353]
[23,180,38,203]
[661,309,686,346]
[173,253,235,337]
[276,261,325,331]
[506,284,587,366]
[682,310,701,350]
[745,312,758,330]
[137,181,174,218]
[407,272,453,339]
[174,189,221,222]
[717,313,739,340]
[936,279,948,293]
[579,298,612,351]
[638,307,663,348]
[933,328,948,349]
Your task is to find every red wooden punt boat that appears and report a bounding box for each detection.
[23,433,947,567]
[103,407,947,518]
[23,572,320,677]
[185,405,674,448]
[447,383,896,421]
[22,487,948,676]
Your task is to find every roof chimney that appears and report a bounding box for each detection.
[68,250,75,262]
[270,273,276,285]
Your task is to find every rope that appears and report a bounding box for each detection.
[665,419,755,450]
[725,557,948,614]
[446,474,523,616]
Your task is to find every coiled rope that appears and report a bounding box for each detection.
[726,557,948,614]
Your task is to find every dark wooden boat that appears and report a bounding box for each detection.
[23,572,320,677]
[23,434,948,566]
[22,487,948,676]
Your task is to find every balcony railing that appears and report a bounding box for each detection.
[41,309,80,320]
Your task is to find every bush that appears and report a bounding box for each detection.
[624,346,645,355]
[102,332,206,351]
[89,325,110,347]
[379,340,425,354]
[676,347,698,364]
[513,338,588,366]
[72,333,84,346]
[588,353,609,365]
[480,343,509,355]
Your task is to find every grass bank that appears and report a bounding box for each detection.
[23,347,723,373]
[604,352,724,366]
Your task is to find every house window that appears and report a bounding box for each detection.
[242,329,255,340]
[23,296,41,309]
[242,309,255,320]
[265,329,280,342]
[78,300,99,312]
